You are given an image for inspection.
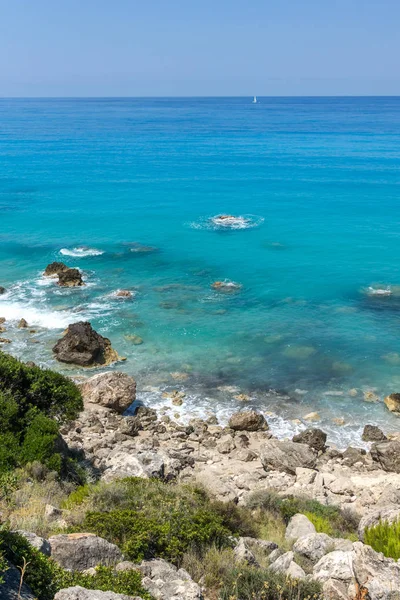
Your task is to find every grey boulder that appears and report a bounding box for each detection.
[370,440,400,473]
[137,558,203,600]
[15,530,51,556]
[48,533,123,571]
[260,440,316,474]
[285,514,316,541]
[54,587,142,600]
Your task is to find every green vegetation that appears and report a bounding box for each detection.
[70,478,243,564]
[247,490,359,540]
[218,565,322,600]
[0,351,82,476]
[364,519,400,560]
[0,529,152,600]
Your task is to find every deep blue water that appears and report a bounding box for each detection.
[1,97,400,445]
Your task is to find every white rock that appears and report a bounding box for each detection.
[312,551,353,583]
[285,514,316,541]
[293,533,333,562]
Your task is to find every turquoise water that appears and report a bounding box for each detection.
[1,97,400,445]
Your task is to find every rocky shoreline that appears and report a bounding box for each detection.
[5,368,400,600]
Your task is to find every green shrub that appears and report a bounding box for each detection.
[304,512,334,536]
[364,519,400,560]
[60,566,153,600]
[0,350,82,423]
[0,352,83,477]
[0,528,65,600]
[247,491,358,539]
[218,565,323,600]
[83,507,231,564]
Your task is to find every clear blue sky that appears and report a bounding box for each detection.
[1,0,399,96]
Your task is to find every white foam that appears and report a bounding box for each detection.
[60,246,104,257]
[0,300,77,329]
[190,214,264,231]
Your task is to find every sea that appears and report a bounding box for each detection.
[1,96,400,447]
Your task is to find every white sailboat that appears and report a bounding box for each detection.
[252,96,257,103]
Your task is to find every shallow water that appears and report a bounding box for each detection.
[1,97,400,446]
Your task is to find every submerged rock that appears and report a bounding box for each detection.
[52,321,119,367]
[384,393,400,414]
[58,268,84,287]
[44,261,70,277]
[0,286,6,295]
[210,214,250,228]
[228,410,268,431]
[79,372,136,413]
[211,280,242,292]
[293,428,327,452]
[0,337,11,344]
[114,290,133,298]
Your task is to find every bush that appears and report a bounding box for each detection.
[0,351,82,423]
[247,491,358,539]
[0,352,83,477]
[364,519,400,560]
[83,507,231,564]
[0,529,152,600]
[217,565,323,600]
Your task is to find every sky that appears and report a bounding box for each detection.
[0,0,399,97]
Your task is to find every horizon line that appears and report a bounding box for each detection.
[1,94,400,100]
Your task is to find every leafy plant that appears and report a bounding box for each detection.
[364,519,400,560]
[218,565,323,600]
[83,507,231,564]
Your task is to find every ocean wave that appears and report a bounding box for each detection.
[0,301,79,329]
[190,214,264,231]
[60,246,104,257]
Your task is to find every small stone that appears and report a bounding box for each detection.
[303,411,320,422]
[233,393,251,402]
[333,417,345,426]
[0,337,11,343]
[124,334,143,345]
[18,318,28,328]
[115,289,132,298]
[363,390,380,402]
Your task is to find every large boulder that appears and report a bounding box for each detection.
[79,372,136,413]
[362,424,387,442]
[292,532,333,562]
[44,262,70,277]
[370,440,400,473]
[228,410,268,432]
[58,268,84,287]
[260,440,316,474]
[312,550,353,583]
[384,393,400,414]
[48,533,123,571]
[285,514,316,541]
[137,558,203,600]
[1,562,36,600]
[53,322,119,367]
[292,428,327,452]
[352,541,400,600]
[358,506,400,541]
[54,588,142,600]
[15,530,51,555]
